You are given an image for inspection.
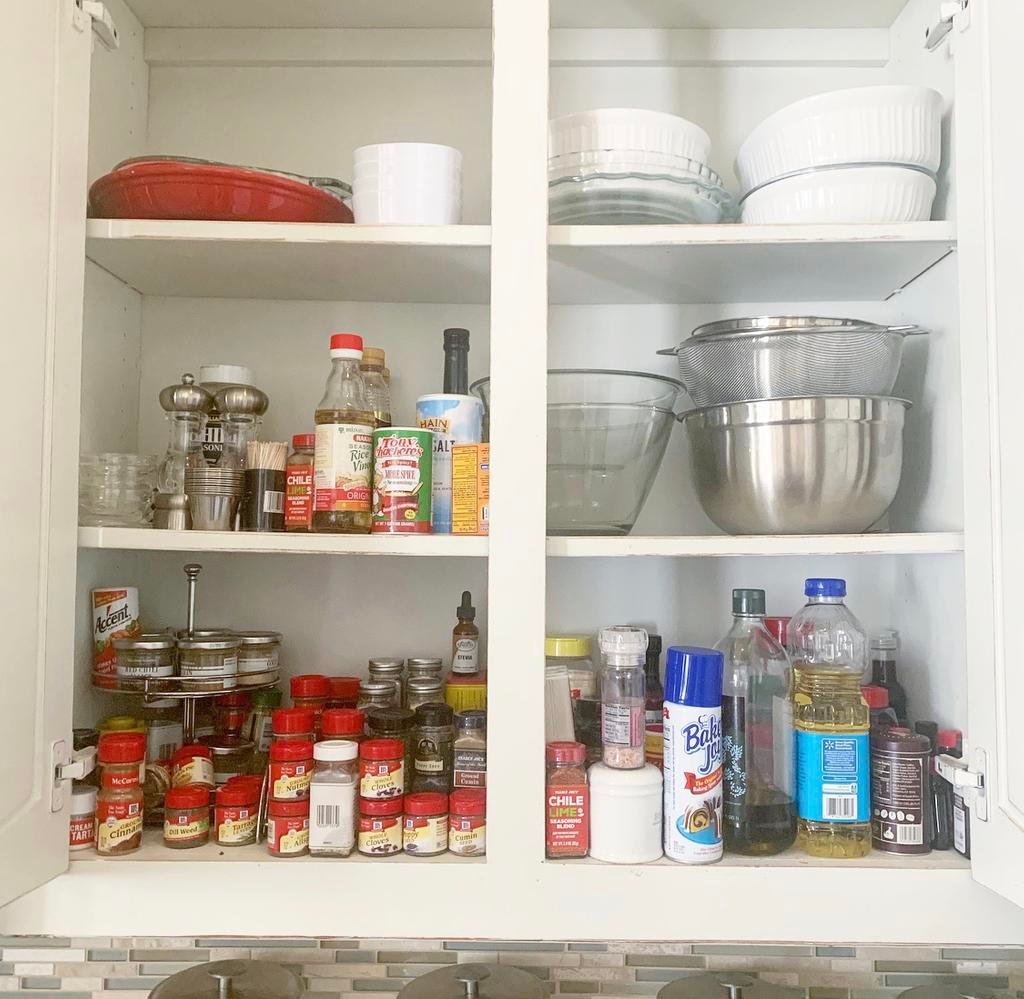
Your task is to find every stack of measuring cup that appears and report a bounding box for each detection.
[352,143,463,224]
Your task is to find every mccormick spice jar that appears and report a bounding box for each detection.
[358,797,403,856]
[267,798,310,857]
[449,787,486,857]
[235,631,282,685]
[171,744,215,788]
[321,708,365,742]
[360,738,405,798]
[403,792,449,856]
[545,741,589,859]
[284,433,316,532]
[270,739,314,800]
[96,732,146,856]
[871,728,931,854]
[291,674,329,718]
[69,783,97,852]
[326,676,361,709]
[163,784,211,849]
[371,427,434,534]
[272,707,316,743]
[214,692,251,737]
[215,780,260,846]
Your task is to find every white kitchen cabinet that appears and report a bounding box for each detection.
[2,0,1024,943]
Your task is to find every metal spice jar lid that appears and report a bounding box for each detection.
[150,959,302,999]
[113,634,177,650]
[456,709,486,730]
[368,657,404,669]
[177,636,239,652]
[321,708,364,738]
[234,630,282,645]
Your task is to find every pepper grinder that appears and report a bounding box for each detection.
[157,373,214,501]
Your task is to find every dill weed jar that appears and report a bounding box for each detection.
[96,732,146,856]
[163,784,210,849]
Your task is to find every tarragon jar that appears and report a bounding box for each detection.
[215,779,260,846]
[163,784,210,849]
[96,732,146,856]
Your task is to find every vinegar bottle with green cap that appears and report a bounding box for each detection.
[788,577,871,858]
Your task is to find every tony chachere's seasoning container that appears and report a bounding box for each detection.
[326,675,362,709]
[371,427,434,534]
[234,630,281,685]
[309,740,359,857]
[171,744,215,789]
[113,633,176,679]
[871,728,931,854]
[358,797,403,856]
[403,792,449,856]
[545,741,589,859]
[368,657,406,706]
[178,635,240,690]
[284,433,316,532]
[69,783,97,852]
[267,798,309,857]
[663,645,724,865]
[163,784,211,849]
[360,738,405,798]
[270,739,314,800]
[215,780,260,846]
[449,787,486,857]
[272,707,315,743]
[413,703,455,794]
[96,732,146,856]
[589,762,663,864]
[453,710,487,788]
[321,708,365,743]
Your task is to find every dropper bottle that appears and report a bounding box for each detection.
[451,591,480,676]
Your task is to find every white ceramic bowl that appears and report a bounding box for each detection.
[352,143,463,224]
[736,85,943,195]
[549,108,712,169]
[740,165,936,224]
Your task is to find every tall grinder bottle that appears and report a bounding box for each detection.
[788,578,871,858]
[716,588,796,855]
[313,334,375,534]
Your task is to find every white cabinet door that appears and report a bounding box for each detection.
[0,0,93,905]
[957,0,1024,909]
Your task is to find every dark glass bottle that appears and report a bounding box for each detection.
[442,328,470,395]
[915,720,953,850]
[644,633,664,726]
[870,628,908,726]
[938,728,971,858]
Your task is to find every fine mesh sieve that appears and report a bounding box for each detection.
[658,316,928,408]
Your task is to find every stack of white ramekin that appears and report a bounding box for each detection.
[353,143,463,224]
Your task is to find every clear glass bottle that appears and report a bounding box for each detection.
[360,347,392,429]
[599,625,647,770]
[313,333,374,534]
[788,578,870,858]
[716,588,796,856]
[309,740,359,857]
[870,628,908,726]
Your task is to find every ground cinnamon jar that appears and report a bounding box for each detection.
[545,741,589,859]
[269,739,314,800]
[326,676,361,710]
[163,784,210,849]
[96,732,146,856]
[272,707,315,742]
[321,708,365,742]
[267,799,309,857]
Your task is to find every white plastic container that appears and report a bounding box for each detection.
[736,85,943,195]
[352,143,463,224]
[588,762,663,864]
[415,394,483,533]
[740,165,936,225]
[70,784,97,852]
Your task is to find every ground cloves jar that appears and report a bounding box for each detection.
[358,797,403,856]
[163,784,211,849]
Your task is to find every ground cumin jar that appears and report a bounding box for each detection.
[448,787,486,857]
[270,739,314,800]
[360,738,405,798]
[171,744,215,788]
[163,784,210,849]
[267,798,309,857]
[321,708,365,742]
[215,780,259,846]
[326,676,361,710]
[403,792,448,856]
[96,732,146,856]
[272,707,315,742]
[358,797,403,856]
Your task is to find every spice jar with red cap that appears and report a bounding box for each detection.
[326,676,361,710]
[163,784,211,849]
[215,779,260,846]
[861,684,899,729]
[171,744,215,788]
[449,787,486,857]
[360,738,405,798]
[358,797,403,856]
[214,691,251,737]
[272,707,315,743]
[285,433,316,532]
[290,674,329,733]
[321,707,365,742]
[267,798,309,857]
[403,792,448,856]
[96,732,146,856]
[270,739,314,800]
[545,741,589,859]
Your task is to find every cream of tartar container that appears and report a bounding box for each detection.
[588,762,663,863]
[114,633,177,679]
[69,783,97,851]
[234,630,282,684]
[415,394,483,534]
[177,635,240,690]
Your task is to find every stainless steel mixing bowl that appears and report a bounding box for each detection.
[682,395,910,535]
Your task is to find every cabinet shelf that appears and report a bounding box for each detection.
[85,220,492,303]
[548,222,956,304]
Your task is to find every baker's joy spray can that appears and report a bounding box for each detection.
[663,645,724,864]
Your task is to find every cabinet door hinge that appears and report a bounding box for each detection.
[925,0,970,50]
[50,740,97,813]
[937,748,988,821]
[73,0,119,50]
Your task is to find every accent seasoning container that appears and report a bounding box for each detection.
[371,427,433,533]
[358,797,403,856]
[871,728,931,854]
[403,792,449,856]
[449,787,486,856]
[92,587,141,686]
[267,799,310,857]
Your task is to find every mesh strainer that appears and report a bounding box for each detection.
[657,316,927,407]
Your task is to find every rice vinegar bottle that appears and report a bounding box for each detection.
[787,578,870,858]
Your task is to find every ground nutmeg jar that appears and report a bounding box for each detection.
[267,798,309,857]
[358,797,403,856]
[270,739,314,800]
[215,779,260,846]
[163,784,211,849]
[403,792,449,856]
[360,738,405,798]
[448,787,486,857]
[96,731,146,856]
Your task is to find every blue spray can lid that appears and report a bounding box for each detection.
[664,646,723,708]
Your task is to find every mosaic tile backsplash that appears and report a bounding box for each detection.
[0,938,1020,999]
